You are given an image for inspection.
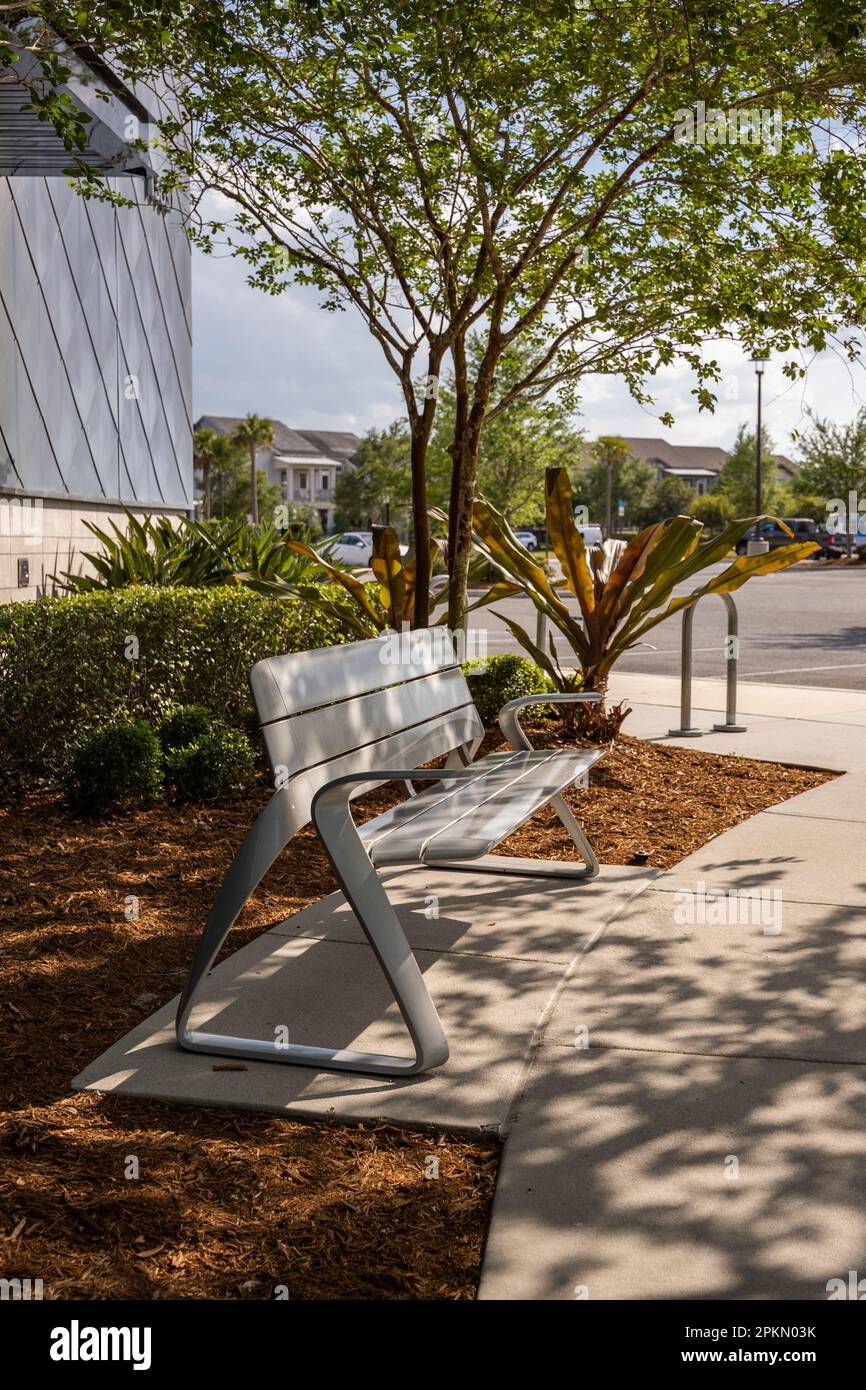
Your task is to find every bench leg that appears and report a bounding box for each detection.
[312,783,450,1075]
[176,788,448,1077]
[548,792,600,878]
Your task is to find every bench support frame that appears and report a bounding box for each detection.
[176,692,603,1076]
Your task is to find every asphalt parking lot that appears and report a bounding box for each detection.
[466,562,866,691]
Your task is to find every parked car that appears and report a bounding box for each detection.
[576,524,604,548]
[325,531,374,565]
[325,531,408,566]
[734,517,846,559]
[514,529,539,551]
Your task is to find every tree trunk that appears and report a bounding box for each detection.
[407,348,445,629]
[447,331,500,632]
[250,443,259,525]
[203,461,212,521]
[411,427,431,627]
[447,333,469,573]
[447,434,478,633]
[604,450,613,537]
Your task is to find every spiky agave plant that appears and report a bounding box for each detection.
[469,467,819,739]
[51,513,320,592]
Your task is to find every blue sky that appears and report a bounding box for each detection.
[192,245,866,457]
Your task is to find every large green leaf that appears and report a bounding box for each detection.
[286,540,383,627]
[544,467,596,622]
[489,611,566,689]
[370,525,406,628]
[470,498,591,659]
[601,540,819,675]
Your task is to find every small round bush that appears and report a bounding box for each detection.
[65,721,164,813]
[165,727,255,801]
[159,704,214,752]
[463,653,556,726]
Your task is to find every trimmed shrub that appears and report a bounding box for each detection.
[165,727,255,801]
[159,704,213,752]
[64,721,164,814]
[0,586,349,797]
[463,653,556,726]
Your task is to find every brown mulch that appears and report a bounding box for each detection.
[0,725,833,1300]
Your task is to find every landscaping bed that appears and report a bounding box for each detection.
[0,730,833,1300]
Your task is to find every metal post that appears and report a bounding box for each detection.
[755,370,763,517]
[668,591,747,736]
[713,594,747,732]
[535,607,548,656]
[668,605,702,736]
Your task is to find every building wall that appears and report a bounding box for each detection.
[0,174,192,598]
[0,496,177,603]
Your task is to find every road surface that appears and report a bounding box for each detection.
[464,562,866,690]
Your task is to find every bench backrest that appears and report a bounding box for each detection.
[249,627,483,824]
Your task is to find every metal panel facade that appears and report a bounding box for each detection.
[0,174,192,511]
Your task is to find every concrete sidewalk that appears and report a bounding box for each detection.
[73,674,866,1300]
[478,675,866,1300]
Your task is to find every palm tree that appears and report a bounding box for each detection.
[232,414,275,525]
[193,427,220,521]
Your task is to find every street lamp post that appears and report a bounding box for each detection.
[748,354,770,556]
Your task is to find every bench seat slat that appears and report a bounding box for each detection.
[364,747,605,866]
[361,750,526,854]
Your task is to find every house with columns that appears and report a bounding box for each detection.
[195,417,359,533]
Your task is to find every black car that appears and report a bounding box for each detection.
[734,517,846,559]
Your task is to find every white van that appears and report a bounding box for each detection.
[575,523,603,547]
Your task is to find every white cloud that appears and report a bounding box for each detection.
[193,251,866,454]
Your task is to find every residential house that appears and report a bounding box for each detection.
[617,438,729,496]
[195,418,360,532]
[601,437,798,496]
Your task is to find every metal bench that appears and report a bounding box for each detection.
[176,627,605,1077]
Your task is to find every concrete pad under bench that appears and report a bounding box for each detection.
[73,862,656,1133]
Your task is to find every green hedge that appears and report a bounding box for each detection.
[463,653,556,725]
[64,721,165,814]
[0,587,347,797]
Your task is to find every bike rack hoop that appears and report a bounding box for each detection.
[668,590,747,737]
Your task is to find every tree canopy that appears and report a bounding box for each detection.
[334,421,413,532]
[792,406,866,546]
[15,0,866,619]
[716,423,784,513]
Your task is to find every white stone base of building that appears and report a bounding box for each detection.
[0,497,189,604]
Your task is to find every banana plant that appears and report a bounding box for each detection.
[469,467,819,734]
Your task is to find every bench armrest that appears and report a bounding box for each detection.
[499,691,602,751]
